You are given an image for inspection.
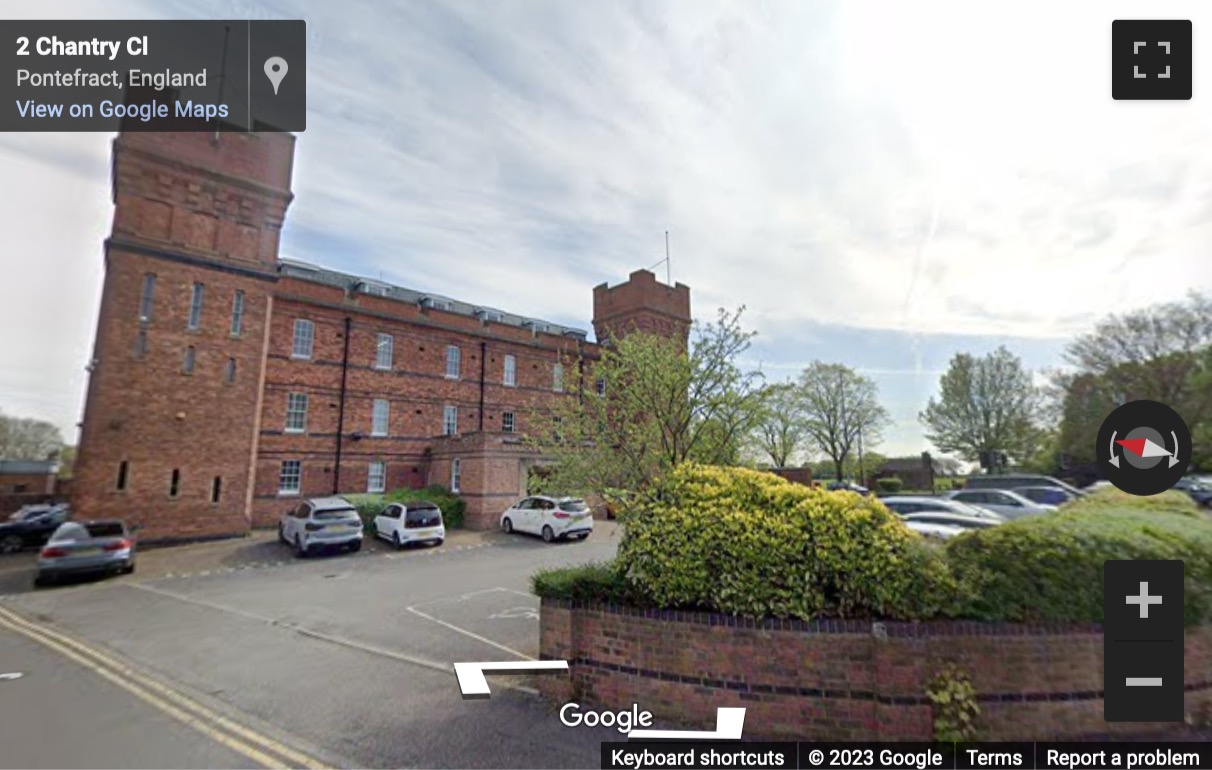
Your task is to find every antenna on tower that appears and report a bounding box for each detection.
[212,24,230,144]
[648,230,672,285]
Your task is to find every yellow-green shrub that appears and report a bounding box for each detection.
[615,463,953,620]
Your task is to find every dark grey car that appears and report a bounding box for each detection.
[35,520,135,587]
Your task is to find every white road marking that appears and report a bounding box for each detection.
[405,605,534,661]
[0,671,23,680]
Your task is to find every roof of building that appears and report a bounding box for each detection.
[880,456,940,473]
[278,258,590,340]
[0,459,58,475]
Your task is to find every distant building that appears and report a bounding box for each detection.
[870,453,939,491]
[765,467,814,487]
[72,128,691,542]
[0,460,59,495]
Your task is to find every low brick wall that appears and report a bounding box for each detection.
[538,599,1212,740]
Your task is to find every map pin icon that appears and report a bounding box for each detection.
[264,57,288,95]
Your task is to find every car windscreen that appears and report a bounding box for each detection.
[315,508,358,520]
[558,499,588,512]
[405,509,441,528]
[85,522,126,538]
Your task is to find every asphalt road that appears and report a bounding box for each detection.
[0,524,629,769]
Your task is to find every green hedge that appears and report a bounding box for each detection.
[612,464,953,620]
[875,477,904,494]
[533,463,1212,626]
[345,485,466,531]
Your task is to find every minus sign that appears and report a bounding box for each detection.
[1113,639,1179,643]
[1125,678,1163,686]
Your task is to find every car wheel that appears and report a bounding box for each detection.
[0,534,23,554]
[542,525,554,543]
[278,523,287,544]
[577,533,589,540]
[294,534,307,558]
[502,517,513,534]
[122,561,136,575]
[434,539,444,547]
[392,532,403,549]
[349,540,362,553]
[33,574,52,588]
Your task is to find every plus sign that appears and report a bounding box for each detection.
[1126,581,1163,619]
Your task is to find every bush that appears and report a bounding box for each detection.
[386,485,466,529]
[1062,486,1203,518]
[344,494,387,533]
[532,464,1212,626]
[612,463,953,621]
[946,498,1212,625]
[875,477,904,494]
[531,561,637,604]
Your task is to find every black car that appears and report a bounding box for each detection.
[0,505,71,553]
[1174,478,1212,507]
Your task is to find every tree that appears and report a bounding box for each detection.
[752,382,806,467]
[796,362,891,483]
[527,307,766,497]
[934,455,964,476]
[1055,293,1212,470]
[920,347,1044,467]
[0,409,64,460]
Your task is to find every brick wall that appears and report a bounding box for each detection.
[0,472,56,495]
[538,600,1212,741]
[765,467,813,487]
[592,269,691,346]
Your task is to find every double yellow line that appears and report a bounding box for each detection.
[0,605,331,769]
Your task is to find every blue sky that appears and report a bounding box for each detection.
[2,0,1211,459]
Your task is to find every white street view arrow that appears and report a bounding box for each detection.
[454,660,569,698]
[628,707,746,740]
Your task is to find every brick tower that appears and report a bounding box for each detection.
[591,269,691,346]
[73,128,296,541]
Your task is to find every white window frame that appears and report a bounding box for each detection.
[375,333,393,370]
[502,411,515,433]
[445,345,461,379]
[139,273,156,322]
[503,354,516,386]
[443,405,458,436]
[285,393,308,433]
[368,461,386,494]
[450,458,461,494]
[230,290,245,336]
[292,319,315,359]
[279,460,301,496]
[553,363,564,392]
[372,399,390,437]
[187,283,204,330]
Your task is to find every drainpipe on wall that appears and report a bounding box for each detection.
[333,316,352,494]
[479,341,487,431]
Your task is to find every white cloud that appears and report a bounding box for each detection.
[3,0,1211,448]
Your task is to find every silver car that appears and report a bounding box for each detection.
[947,489,1057,520]
[902,512,1002,531]
[35,520,135,587]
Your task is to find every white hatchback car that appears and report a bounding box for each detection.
[372,501,445,549]
[279,497,364,557]
[500,496,593,543]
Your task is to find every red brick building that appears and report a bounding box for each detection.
[71,129,691,542]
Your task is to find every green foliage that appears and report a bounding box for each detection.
[945,492,1212,625]
[344,494,386,533]
[533,465,1212,628]
[797,363,892,482]
[875,477,903,494]
[928,665,981,742]
[611,463,954,620]
[920,347,1044,464]
[387,485,466,529]
[526,307,766,498]
[531,561,637,604]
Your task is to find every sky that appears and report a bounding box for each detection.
[2,0,1211,460]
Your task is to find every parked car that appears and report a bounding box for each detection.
[880,496,1004,520]
[1084,480,1114,492]
[904,520,966,540]
[0,504,70,554]
[1173,478,1212,507]
[963,474,1085,497]
[500,496,594,543]
[35,520,135,586]
[901,512,1002,531]
[279,497,363,557]
[1013,486,1078,506]
[947,488,1057,520]
[373,501,445,548]
[827,481,870,495]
